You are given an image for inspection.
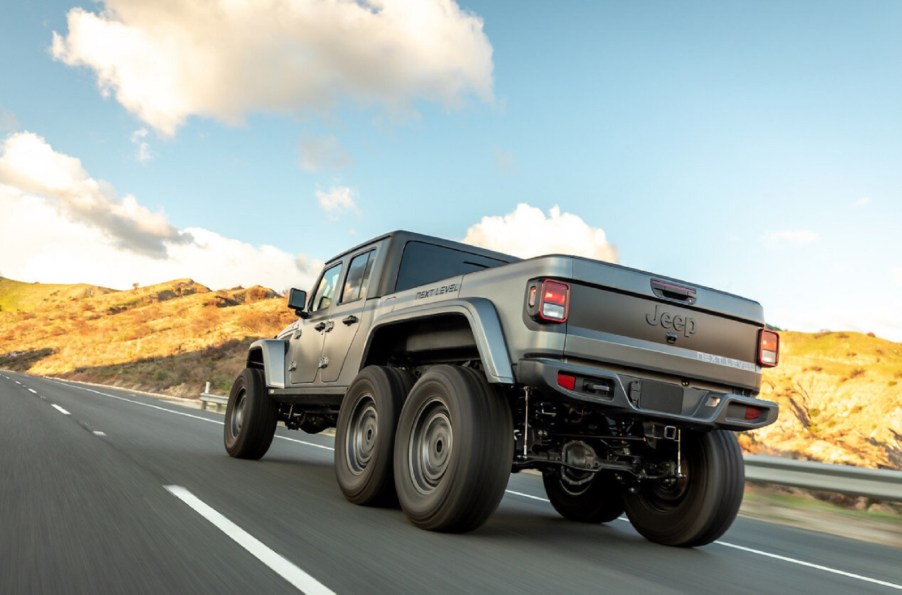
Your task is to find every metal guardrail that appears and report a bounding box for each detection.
[200,392,228,411]
[744,454,902,502]
[200,381,228,411]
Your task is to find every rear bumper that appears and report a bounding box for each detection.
[516,358,778,431]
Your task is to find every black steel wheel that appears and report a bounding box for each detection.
[335,366,412,505]
[542,468,624,523]
[224,368,278,459]
[623,429,744,547]
[394,365,513,532]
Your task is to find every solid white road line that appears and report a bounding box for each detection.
[63,384,222,424]
[61,381,335,451]
[275,435,335,451]
[165,485,335,595]
[502,491,901,590]
[51,404,70,415]
[717,542,902,591]
[504,489,549,503]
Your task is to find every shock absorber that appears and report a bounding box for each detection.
[522,387,532,458]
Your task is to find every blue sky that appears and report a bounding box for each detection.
[0,0,900,341]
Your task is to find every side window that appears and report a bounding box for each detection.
[341,250,375,304]
[311,264,342,312]
[395,242,509,292]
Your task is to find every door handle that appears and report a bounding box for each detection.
[314,322,327,332]
[342,315,359,326]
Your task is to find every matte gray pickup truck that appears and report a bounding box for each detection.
[224,230,780,546]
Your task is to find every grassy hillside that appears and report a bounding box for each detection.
[1,277,899,470]
[0,276,295,395]
[742,331,901,470]
[0,277,114,312]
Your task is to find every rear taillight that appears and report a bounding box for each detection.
[528,279,570,323]
[757,329,780,367]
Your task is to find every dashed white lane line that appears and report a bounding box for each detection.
[165,485,334,595]
[51,404,70,415]
[28,388,37,394]
[93,431,106,437]
[57,379,901,592]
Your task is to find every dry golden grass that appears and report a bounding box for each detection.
[1,277,899,469]
[0,277,295,397]
[741,331,901,470]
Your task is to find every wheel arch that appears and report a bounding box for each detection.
[361,298,514,384]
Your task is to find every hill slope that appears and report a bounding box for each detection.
[1,277,899,469]
[743,331,901,469]
[0,277,295,395]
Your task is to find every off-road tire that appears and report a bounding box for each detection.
[224,368,278,460]
[623,429,744,547]
[394,365,513,532]
[542,469,624,523]
[335,366,413,506]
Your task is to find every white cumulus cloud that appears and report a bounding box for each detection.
[463,203,619,262]
[0,132,320,291]
[316,185,359,217]
[0,131,188,258]
[51,0,495,136]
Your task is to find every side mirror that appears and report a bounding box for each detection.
[287,288,310,319]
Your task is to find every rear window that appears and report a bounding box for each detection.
[395,241,508,292]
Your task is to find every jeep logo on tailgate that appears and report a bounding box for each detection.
[646,304,696,337]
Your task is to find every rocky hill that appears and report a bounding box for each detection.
[744,331,901,470]
[1,276,899,470]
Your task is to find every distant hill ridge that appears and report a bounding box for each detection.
[0,276,899,470]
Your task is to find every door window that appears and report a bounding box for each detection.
[341,251,375,304]
[311,264,342,312]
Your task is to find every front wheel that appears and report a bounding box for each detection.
[624,429,744,547]
[224,368,278,459]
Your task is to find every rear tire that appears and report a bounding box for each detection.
[224,368,278,459]
[335,366,412,506]
[624,429,744,547]
[542,469,624,523]
[394,365,513,532]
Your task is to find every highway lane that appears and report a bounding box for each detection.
[1,370,899,594]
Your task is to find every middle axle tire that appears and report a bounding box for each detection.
[393,365,513,533]
[335,366,412,506]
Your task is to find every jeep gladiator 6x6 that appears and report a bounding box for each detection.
[223,230,779,547]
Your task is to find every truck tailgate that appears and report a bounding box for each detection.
[564,258,764,393]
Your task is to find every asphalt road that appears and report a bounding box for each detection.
[1,370,899,594]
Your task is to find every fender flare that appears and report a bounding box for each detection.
[363,298,514,384]
[247,339,288,389]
